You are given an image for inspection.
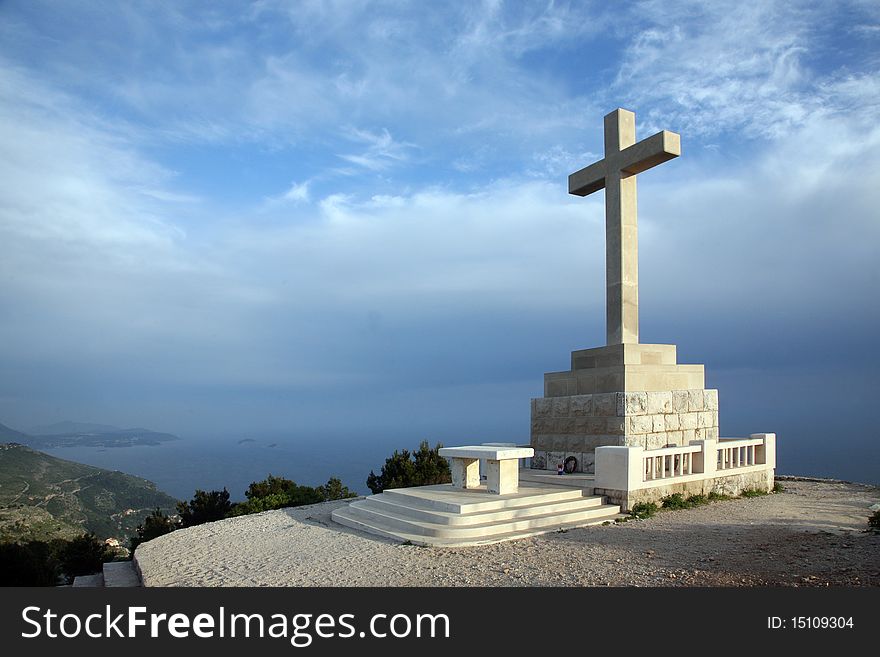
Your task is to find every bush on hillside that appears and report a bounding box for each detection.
[0,532,113,586]
[176,489,232,528]
[130,508,178,551]
[231,475,357,516]
[317,477,357,502]
[366,441,451,494]
[0,540,61,586]
[56,532,112,579]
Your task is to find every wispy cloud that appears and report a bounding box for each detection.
[0,63,185,251]
[611,0,880,139]
[282,181,311,203]
[0,0,877,466]
[337,127,415,171]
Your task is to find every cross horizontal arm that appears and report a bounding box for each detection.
[618,130,680,176]
[568,159,607,197]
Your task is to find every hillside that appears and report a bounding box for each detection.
[0,419,179,449]
[0,422,31,443]
[0,443,178,543]
[27,429,179,449]
[27,420,124,435]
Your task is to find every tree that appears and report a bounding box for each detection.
[244,474,296,500]
[366,441,451,493]
[412,441,452,486]
[231,475,357,516]
[317,477,357,501]
[129,508,177,551]
[55,533,112,579]
[0,541,60,586]
[176,489,232,528]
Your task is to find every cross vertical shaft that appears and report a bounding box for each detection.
[568,108,680,346]
[604,110,639,345]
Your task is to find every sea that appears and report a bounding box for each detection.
[40,433,416,501]
[39,428,879,502]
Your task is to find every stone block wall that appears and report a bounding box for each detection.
[530,389,719,473]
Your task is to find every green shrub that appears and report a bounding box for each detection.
[130,508,177,551]
[661,493,688,509]
[0,534,114,585]
[243,474,298,500]
[0,540,61,586]
[708,491,732,502]
[231,475,357,516]
[687,494,709,506]
[630,501,658,519]
[868,510,880,533]
[366,441,451,494]
[316,477,357,502]
[657,493,713,511]
[740,488,768,498]
[773,481,785,493]
[56,533,112,579]
[177,488,232,527]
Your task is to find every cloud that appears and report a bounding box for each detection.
[0,63,184,252]
[336,127,416,172]
[282,181,311,203]
[0,0,877,467]
[611,0,880,140]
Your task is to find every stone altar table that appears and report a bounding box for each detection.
[438,445,534,495]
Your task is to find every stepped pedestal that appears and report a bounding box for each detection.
[331,480,621,547]
[530,344,719,473]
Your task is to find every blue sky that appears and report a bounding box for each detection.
[0,1,878,482]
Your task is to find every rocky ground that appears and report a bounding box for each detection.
[136,479,880,587]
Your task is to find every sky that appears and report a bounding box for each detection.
[0,1,878,482]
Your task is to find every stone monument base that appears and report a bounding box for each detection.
[530,388,719,473]
[531,343,717,473]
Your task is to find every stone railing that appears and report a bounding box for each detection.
[716,437,766,471]
[643,444,702,481]
[594,433,776,494]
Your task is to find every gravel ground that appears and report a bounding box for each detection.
[136,479,880,587]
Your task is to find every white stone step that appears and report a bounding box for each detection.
[366,492,606,526]
[103,560,141,587]
[72,573,105,587]
[332,504,621,547]
[340,499,620,539]
[381,483,587,513]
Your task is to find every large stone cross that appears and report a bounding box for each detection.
[569,108,680,346]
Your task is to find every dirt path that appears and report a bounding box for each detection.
[136,479,880,587]
[9,480,29,504]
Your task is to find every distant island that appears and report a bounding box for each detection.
[0,443,178,543]
[0,420,180,449]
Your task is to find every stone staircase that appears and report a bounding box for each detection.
[72,560,141,587]
[331,482,622,547]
